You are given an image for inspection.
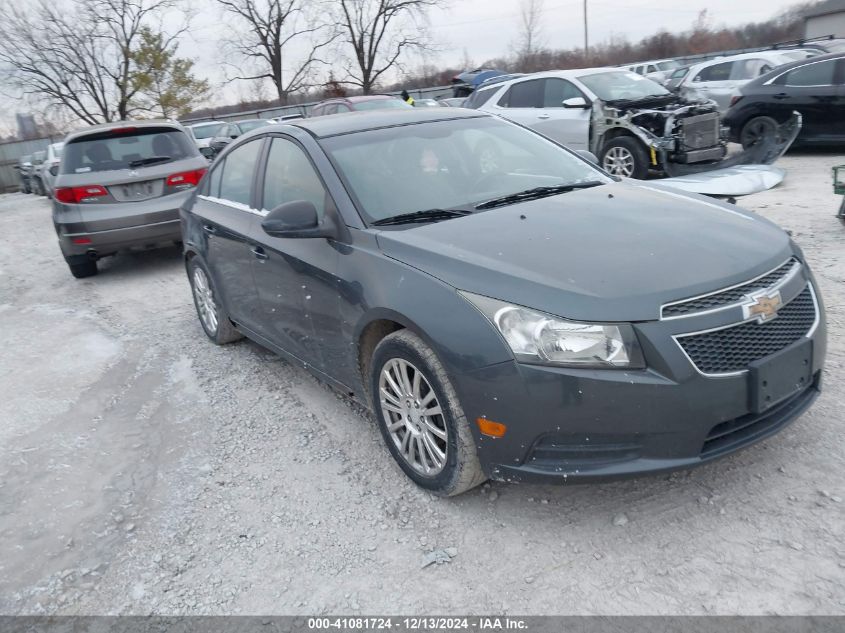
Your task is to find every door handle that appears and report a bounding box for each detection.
[773,93,789,100]
[202,224,217,235]
[537,114,550,119]
[251,246,268,261]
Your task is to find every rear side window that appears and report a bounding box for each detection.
[782,60,836,86]
[499,79,543,107]
[62,127,198,174]
[218,139,262,207]
[695,61,733,82]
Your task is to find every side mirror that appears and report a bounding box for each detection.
[563,97,590,109]
[261,200,336,239]
[49,165,59,176]
[230,134,239,139]
[576,150,599,165]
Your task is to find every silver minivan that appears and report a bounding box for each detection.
[52,120,208,278]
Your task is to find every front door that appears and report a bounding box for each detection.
[249,136,343,371]
[769,58,845,141]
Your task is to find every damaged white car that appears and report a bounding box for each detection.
[470,67,799,194]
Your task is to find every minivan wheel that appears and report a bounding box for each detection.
[187,258,243,344]
[600,137,649,179]
[370,330,486,496]
[740,116,779,150]
[66,257,98,279]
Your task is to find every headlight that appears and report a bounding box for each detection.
[461,292,645,368]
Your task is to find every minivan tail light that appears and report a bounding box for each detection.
[167,168,207,188]
[55,185,108,203]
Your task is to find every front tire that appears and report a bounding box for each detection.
[600,136,650,179]
[187,257,243,344]
[370,330,486,496]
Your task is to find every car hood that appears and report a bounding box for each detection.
[375,181,793,322]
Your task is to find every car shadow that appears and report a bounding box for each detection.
[94,245,184,277]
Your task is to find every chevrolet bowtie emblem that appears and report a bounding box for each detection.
[742,291,783,323]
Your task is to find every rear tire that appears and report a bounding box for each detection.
[187,257,243,344]
[600,136,650,179]
[370,330,486,497]
[740,116,779,150]
[67,258,98,279]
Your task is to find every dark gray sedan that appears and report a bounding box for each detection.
[180,109,825,496]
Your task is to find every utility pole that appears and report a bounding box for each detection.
[583,0,589,59]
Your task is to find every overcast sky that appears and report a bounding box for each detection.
[5,0,805,133]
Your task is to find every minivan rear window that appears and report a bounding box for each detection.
[62,127,199,174]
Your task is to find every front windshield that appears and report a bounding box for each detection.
[191,123,225,139]
[578,70,670,101]
[237,120,270,133]
[352,99,412,111]
[321,116,611,224]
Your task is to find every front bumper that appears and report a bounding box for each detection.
[455,276,826,484]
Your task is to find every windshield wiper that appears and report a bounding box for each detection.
[129,155,171,168]
[474,181,605,210]
[371,208,472,226]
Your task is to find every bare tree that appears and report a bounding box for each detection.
[0,0,184,123]
[516,0,545,59]
[334,0,445,94]
[218,0,337,104]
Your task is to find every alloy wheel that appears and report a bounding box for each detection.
[741,118,778,148]
[192,267,218,334]
[603,146,635,177]
[378,358,448,477]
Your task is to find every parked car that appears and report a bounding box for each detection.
[723,52,845,148]
[35,142,64,198]
[412,98,442,108]
[16,155,33,193]
[207,119,273,157]
[53,120,207,278]
[624,58,683,84]
[309,95,412,117]
[471,67,735,179]
[187,121,227,158]
[676,51,795,112]
[181,108,825,496]
[451,68,507,96]
[29,151,47,195]
[437,97,467,107]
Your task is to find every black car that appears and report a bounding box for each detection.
[723,52,845,148]
[180,109,825,496]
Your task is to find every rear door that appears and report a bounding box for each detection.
[492,78,589,149]
[192,138,264,328]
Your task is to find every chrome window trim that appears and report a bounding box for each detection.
[672,281,819,378]
[763,57,837,86]
[660,258,799,320]
[197,194,268,217]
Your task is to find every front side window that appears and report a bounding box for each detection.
[262,138,327,219]
[542,78,584,107]
[464,86,499,109]
[61,127,198,174]
[782,60,836,86]
[499,79,543,108]
[218,139,262,206]
[695,61,733,82]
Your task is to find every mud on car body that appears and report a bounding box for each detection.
[471,67,798,180]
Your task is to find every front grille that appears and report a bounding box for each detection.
[701,378,818,458]
[662,259,798,318]
[680,112,720,150]
[677,286,816,374]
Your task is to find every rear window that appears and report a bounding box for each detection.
[190,123,225,139]
[62,127,199,174]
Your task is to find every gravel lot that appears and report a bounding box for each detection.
[1,152,844,616]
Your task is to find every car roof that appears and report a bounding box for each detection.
[65,119,186,143]
[278,107,488,138]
